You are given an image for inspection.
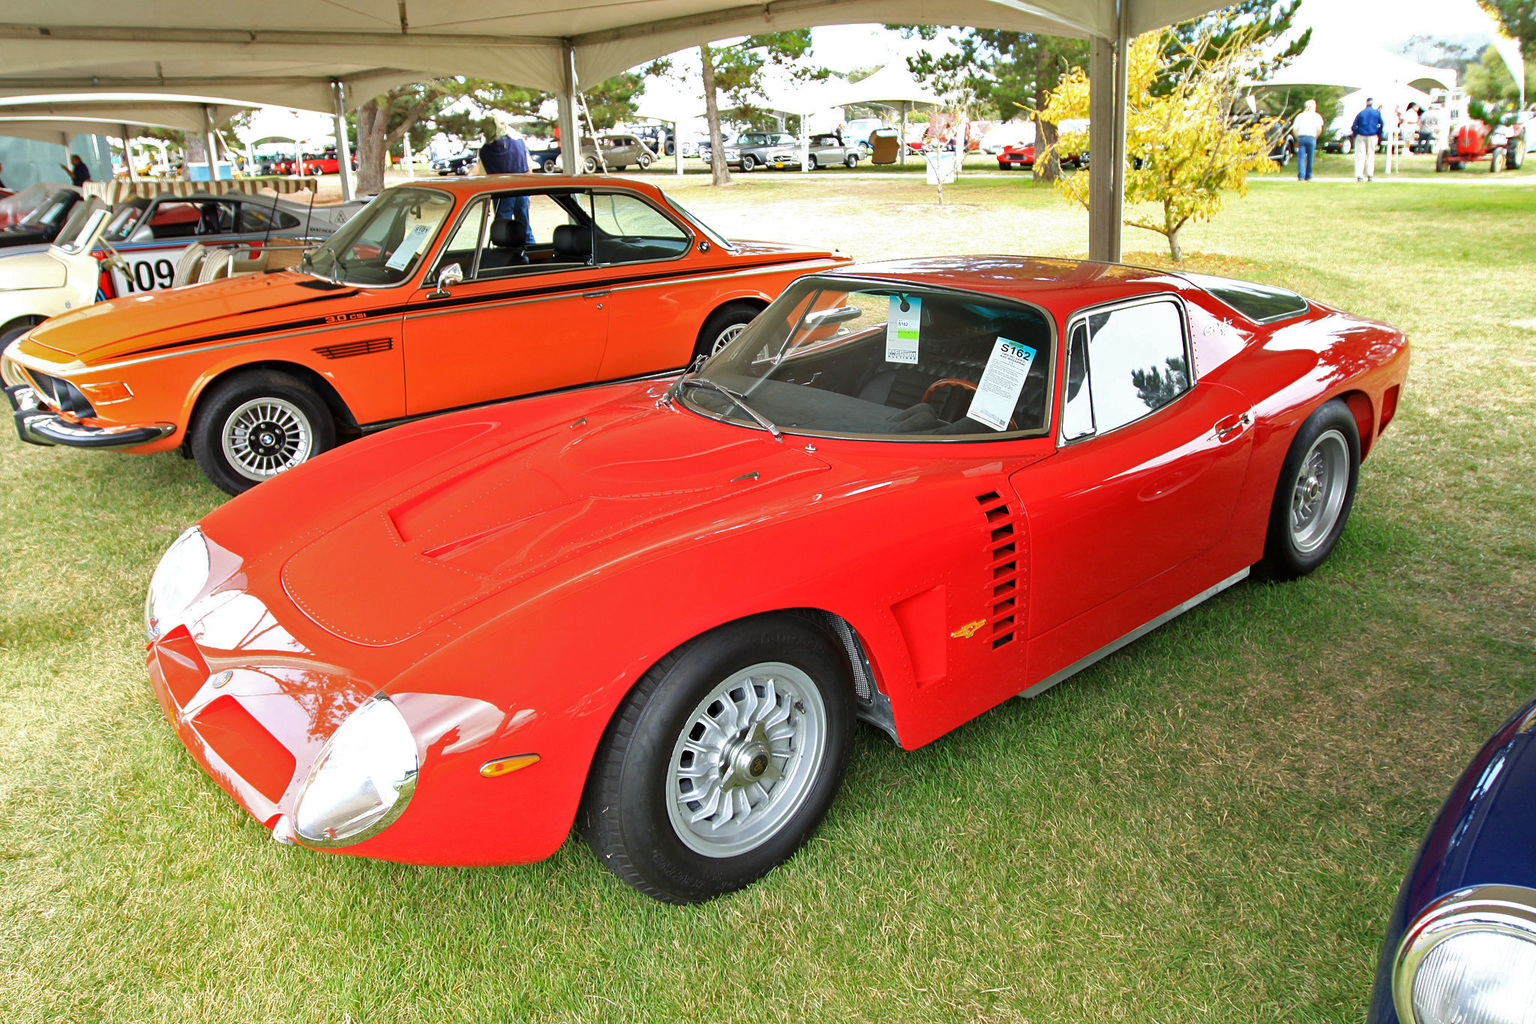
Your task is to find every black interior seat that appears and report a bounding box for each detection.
[552,224,592,263]
[479,216,529,270]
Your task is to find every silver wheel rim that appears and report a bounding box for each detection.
[711,321,748,354]
[220,396,314,482]
[666,661,828,858]
[1290,428,1349,553]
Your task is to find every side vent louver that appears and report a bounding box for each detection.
[974,490,1021,649]
[314,338,393,360]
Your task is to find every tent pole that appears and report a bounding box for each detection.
[1088,37,1116,262]
[899,102,908,165]
[672,119,682,176]
[1109,7,1128,262]
[121,124,137,182]
[333,80,355,200]
[404,132,415,180]
[558,39,580,175]
[202,103,218,184]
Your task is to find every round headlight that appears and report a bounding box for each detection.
[145,526,210,641]
[294,697,418,847]
[1395,885,1536,1024]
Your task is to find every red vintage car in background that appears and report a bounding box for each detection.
[143,257,1408,902]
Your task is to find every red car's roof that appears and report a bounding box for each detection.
[823,256,1189,316]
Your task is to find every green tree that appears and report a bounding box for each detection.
[1042,30,1278,261]
[1479,1,1536,60]
[353,83,451,195]
[1162,0,1310,84]
[697,32,816,186]
[1464,42,1536,108]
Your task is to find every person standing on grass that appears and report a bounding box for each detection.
[1292,99,1324,181]
[1352,100,1384,182]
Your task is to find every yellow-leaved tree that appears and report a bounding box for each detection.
[1042,31,1278,261]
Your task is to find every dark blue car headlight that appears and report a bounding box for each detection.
[1393,885,1536,1024]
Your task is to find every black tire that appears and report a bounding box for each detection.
[191,371,337,496]
[664,141,675,156]
[1435,150,1447,173]
[582,155,599,174]
[1509,142,1525,170]
[740,154,756,172]
[1490,148,1505,173]
[1257,399,1360,581]
[806,155,818,170]
[0,315,45,351]
[692,302,760,362]
[579,614,853,903]
[637,153,652,170]
[845,153,859,169]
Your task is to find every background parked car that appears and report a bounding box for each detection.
[588,134,657,173]
[432,151,478,175]
[0,184,83,249]
[805,133,862,169]
[724,131,800,172]
[1367,695,1536,1023]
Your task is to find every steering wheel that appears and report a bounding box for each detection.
[921,378,1016,431]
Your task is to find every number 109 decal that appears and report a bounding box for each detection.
[110,254,179,295]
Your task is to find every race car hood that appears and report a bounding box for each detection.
[729,239,837,259]
[276,396,831,647]
[16,270,356,364]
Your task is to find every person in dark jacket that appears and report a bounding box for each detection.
[477,130,534,243]
[1351,100,1385,182]
[61,154,91,186]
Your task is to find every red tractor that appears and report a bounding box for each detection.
[1428,89,1526,173]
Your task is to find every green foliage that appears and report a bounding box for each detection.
[1162,0,1310,89]
[1479,0,1536,60]
[1463,42,1536,108]
[696,32,819,185]
[1255,86,1347,142]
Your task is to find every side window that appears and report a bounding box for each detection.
[436,197,489,279]
[1062,323,1095,441]
[590,193,689,265]
[1071,299,1190,437]
[236,203,302,233]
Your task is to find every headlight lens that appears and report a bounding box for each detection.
[294,697,418,846]
[145,526,210,640]
[1395,885,1536,1024]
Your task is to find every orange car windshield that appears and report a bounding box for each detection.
[303,188,454,286]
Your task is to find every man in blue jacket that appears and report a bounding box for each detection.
[477,125,535,242]
[1352,100,1385,182]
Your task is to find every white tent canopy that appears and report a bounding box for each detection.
[0,94,254,133]
[1257,41,1456,94]
[826,63,946,110]
[0,0,1233,256]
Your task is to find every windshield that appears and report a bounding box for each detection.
[658,191,734,252]
[684,277,1055,439]
[302,188,454,286]
[103,199,150,242]
[18,189,74,229]
[54,201,109,254]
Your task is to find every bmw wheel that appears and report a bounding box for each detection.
[579,615,853,903]
[191,370,336,495]
[1258,399,1360,580]
[692,302,761,362]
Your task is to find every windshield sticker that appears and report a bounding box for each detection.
[385,223,434,271]
[967,337,1037,431]
[886,295,921,364]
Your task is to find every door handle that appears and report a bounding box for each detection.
[1213,411,1253,442]
[582,290,610,299]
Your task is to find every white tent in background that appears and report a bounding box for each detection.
[0,0,1240,259]
[825,64,948,164]
[1258,41,1456,93]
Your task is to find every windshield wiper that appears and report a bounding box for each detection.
[677,377,782,441]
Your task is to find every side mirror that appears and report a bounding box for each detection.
[432,262,463,298]
[803,305,862,329]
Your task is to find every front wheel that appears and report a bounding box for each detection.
[191,371,337,496]
[637,153,652,170]
[845,153,859,168]
[1257,399,1360,581]
[579,615,853,903]
[1508,142,1525,170]
[692,302,760,362]
[805,155,818,170]
[740,154,756,172]
[582,154,599,174]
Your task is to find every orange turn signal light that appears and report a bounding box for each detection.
[479,754,540,778]
[80,381,133,405]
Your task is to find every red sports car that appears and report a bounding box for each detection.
[143,257,1409,902]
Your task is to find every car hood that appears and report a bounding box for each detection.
[17,271,358,364]
[278,396,831,646]
[0,249,66,291]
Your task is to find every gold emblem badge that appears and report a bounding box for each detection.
[950,620,987,639]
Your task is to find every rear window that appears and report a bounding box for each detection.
[1183,273,1309,324]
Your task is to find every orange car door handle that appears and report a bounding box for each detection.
[1213,411,1253,442]
[582,290,610,299]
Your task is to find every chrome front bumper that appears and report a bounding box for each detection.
[5,384,174,449]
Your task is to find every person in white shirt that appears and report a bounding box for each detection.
[1291,99,1325,181]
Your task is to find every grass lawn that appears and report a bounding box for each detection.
[2,170,1533,1023]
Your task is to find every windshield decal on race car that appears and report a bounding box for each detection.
[385,224,434,271]
[886,295,921,365]
[968,337,1037,431]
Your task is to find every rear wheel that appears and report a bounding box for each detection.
[1491,148,1505,173]
[692,302,760,362]
[1509,142,1525,170]
[191,371,336,495]
[1435,150,1447,173]
[1257,399,1360,581]
[579,615,853,903]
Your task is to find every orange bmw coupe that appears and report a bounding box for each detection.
[3,175,847,493]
